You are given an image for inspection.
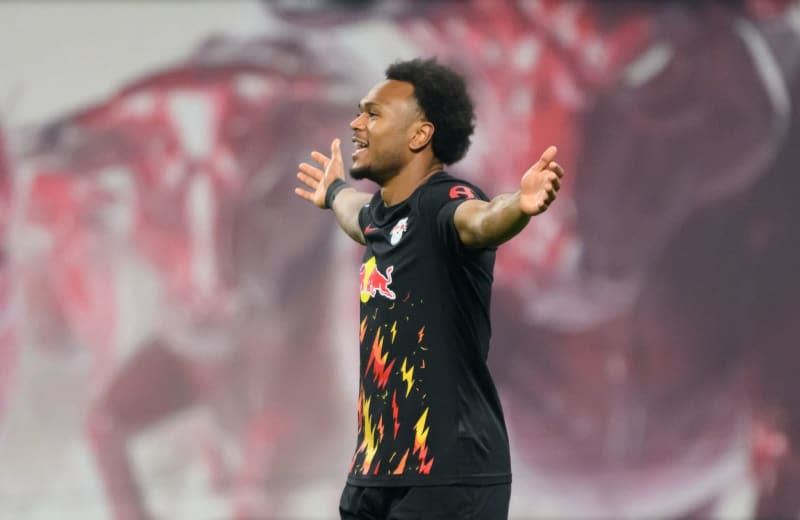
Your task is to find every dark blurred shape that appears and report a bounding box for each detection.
[19,35,358,519]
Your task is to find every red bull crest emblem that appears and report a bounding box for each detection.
[390,217,409,246]
[360,256,396,303]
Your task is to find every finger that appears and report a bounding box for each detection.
[294,187,315,203]
[310,151,330,168]
[299,162,324,180]
[528,146,558,174]
[538,199,549,214]
[550,176,561,192]
[548,161,564,178]
[538,145,558,167]
[330,138,341,160]
[296,171,320,190]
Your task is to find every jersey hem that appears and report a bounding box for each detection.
[346,472,511,487]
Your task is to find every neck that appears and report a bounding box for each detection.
[379,157,444,207]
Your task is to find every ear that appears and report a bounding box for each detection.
[409,121,434,152]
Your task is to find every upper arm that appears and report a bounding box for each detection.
[332,189,371,245]
[429,180,491,251]
[452,198,490,249]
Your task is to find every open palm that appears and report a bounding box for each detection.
[294,138,345,209]
[519,145,564,216]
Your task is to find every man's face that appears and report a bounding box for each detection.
[349,80,421,184]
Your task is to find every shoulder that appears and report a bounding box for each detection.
[358,190,383,226]
[421,172,490,208]
[360,190,384,213]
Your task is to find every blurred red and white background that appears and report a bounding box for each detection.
[0,1,799,519]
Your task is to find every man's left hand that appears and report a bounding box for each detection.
[519,145,564,216]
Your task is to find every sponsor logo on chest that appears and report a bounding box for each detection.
[360,256,396,303]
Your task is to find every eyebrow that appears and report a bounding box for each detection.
[358,101,380,111]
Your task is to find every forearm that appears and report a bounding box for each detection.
[331,187,372,244]
[458,192,531,249]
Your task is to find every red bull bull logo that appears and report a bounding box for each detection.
[360,256,396,303]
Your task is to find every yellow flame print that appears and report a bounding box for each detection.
[401,357,415,398]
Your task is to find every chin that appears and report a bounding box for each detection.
[350,164,396,186]
[349,165,372,181]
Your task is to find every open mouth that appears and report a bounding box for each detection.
[352,137,368,160]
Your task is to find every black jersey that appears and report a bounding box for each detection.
[347,172,511,487]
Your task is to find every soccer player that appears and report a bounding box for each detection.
[294,57,563,519]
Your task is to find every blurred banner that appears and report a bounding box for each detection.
[0,1,799,519]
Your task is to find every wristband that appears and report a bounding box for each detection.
[324,178,350,209]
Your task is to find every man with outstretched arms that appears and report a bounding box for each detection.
[294,57,563,520]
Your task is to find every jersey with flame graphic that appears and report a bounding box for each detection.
[347,172,511,487]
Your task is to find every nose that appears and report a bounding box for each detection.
[350,112,366,131]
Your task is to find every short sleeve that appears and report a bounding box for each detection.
[422,179,491,254]
[358,193,379,232]
[436,198,471,252]
[358,203,369,232]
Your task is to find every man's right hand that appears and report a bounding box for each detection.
[294,137,370,244]
[294,138,345,209]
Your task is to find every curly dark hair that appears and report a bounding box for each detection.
[385,57,475,165]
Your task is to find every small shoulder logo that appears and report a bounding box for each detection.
[449,185,476,200]
[390,217,409,246]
